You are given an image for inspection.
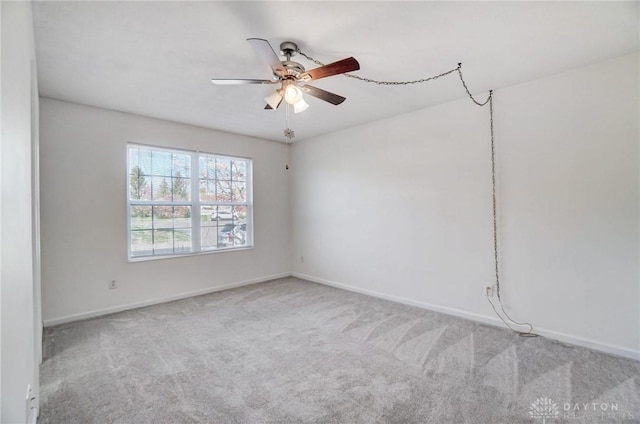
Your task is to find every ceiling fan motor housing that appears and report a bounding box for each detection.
[282,60,305,77]
[280,41,298,58]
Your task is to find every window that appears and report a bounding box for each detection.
[127,144,252,259]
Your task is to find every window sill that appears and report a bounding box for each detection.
[127,246,254,263]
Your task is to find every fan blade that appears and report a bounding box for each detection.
[300,57,360,81]
[247,38,286,76]
[211,79,276,85]
[301,85,346,105]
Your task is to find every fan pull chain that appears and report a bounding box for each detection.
[284,102,295,141]
[283,103,293,170]
[296,49,458,85]
[297,48,537,337]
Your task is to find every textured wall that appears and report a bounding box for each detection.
[291,53,639,359]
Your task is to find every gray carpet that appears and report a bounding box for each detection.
[39,277,640,423]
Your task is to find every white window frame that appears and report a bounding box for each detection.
[126,143,253,261]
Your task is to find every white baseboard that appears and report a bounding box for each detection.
[292,272,640,361]
[44,270,639,361]
[43,272,291,327]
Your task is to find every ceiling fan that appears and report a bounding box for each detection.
[211,38,360,113]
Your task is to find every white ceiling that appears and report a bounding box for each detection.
[33,1,639,142]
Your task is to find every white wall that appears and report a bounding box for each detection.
[1,1,40,422]
[291,53,639,359]
[39,99,291,324]
[39,53,639,360]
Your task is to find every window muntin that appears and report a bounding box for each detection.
[127,144,252,259]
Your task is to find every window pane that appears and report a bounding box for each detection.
[206,206,234,221]
[153,206,173,229]
[152,229,174,254]
[152,177,172,201]
[174,228,192,253]
[130,206,152,229]
[214,206,233,221]
[149,229,193,255]
[130,205,153,256]
[129,147,152,201]
[232,181,246,202]
[174,206,191,228]
[129,169,151,201]
[131,230,153,257]
[130,206,193,256]
[217,222,247,248]
[216,158,231,180]
[233,205,247,223]
[201,204,217,250]
[216,180,232,202]
[151,150,172,177]
[231,160,246,181]
[129,146,152,176]
[200,156,215,179]
[201,206,216,226]
[172,177,191,201]
[201,223,218,250]
[217,222,235,248]
[171,153,190,179]
[136,149,191,202]
[233,222,248,247]
[198,156,207,178]
[199,179,215,201]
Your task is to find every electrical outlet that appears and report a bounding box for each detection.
[300,256,304,263]
[108,280,117,290]
[485,284,495,297]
